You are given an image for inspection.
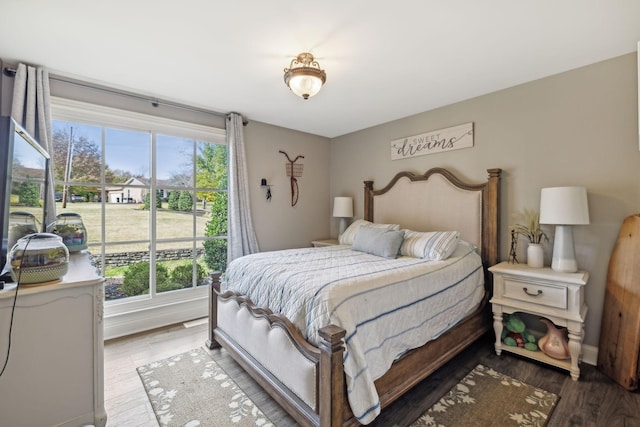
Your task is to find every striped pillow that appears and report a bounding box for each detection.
[400,230,460,260]
[339,219,400,245]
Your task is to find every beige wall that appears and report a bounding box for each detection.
[329,53,640,348]
[3,52,638,349]
[244,120,331,251]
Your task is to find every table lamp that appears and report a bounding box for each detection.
[333,197,353,236]
[539,186,590,273]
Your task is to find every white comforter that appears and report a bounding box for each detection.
[222,241,484,424]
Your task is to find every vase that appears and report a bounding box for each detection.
[527,243,544,268]
[539,318,570,359]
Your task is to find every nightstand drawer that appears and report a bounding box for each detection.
[503,278,567,309]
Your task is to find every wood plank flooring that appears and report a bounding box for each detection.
[104,319,640,427]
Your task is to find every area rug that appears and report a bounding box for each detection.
[410,364,559,427]
[137,347,274,427]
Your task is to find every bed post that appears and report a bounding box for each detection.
[318,325,347,427]
[484,168,502,268]
[482,168,502,292]
[206,271,222,349]
[364,180,374,221]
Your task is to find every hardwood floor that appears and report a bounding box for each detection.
[104,319,640,427]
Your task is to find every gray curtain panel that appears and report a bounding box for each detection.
[11,63,56,229]
[227,112,259,262]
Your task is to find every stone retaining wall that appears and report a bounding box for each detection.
[93,248,205,268]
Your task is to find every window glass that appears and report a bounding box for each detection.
[51,106,226,303]
[105,128,150,183]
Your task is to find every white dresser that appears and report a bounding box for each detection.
[0,252,106,426]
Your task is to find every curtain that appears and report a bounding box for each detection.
[227,112,259,262]
[11,63,56,228]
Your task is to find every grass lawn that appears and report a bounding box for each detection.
[52,201,211,252]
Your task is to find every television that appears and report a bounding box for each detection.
[0,116,50,282]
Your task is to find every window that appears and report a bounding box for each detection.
[51,98,226,336]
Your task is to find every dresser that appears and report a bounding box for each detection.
[489,261,588,380]
[0,252,106,426]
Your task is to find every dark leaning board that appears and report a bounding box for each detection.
[597,214,640,390]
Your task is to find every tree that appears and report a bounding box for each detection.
[144,190,163,210]
[197,143,229,272]
[196,144,227,201]
[168,191,180,210]
[52,127,102,183]
[18,182,40,207]
[203,192,228,272]
[177,191,193,211]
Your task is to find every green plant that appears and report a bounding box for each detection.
[168,191,180,210]
[170,262,206,286]
[143,190,163,210]
[511,209,549,244]
[178,191,193,211]
[18,182,40,207]
[203,192,228,272]
[120,261,176,296]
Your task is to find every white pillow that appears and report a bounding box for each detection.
[352,226,405,258]
[400,230,460,260]
[339,219,400,245]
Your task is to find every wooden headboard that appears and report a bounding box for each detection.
[364,168,501,271]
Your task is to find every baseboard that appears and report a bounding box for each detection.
[582,343,598,366]
[104,296,208,340]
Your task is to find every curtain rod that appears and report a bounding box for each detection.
[3,66,231,120]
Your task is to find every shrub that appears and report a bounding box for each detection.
[171,262,206,287]
[120,261,174,296]
[168,191,180,210]
[178,191,193,211]
[143,190,163,210]
[203,192,227,272]
[18,182,40,207]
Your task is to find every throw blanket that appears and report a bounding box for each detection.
[222,241,484,424]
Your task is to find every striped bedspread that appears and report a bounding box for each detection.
[222,241,485,424]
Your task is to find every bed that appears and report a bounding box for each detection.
[207,167,502,426]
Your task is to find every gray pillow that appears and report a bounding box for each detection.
[352,226,405,258]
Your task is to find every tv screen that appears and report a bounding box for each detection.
[0,116,50,282]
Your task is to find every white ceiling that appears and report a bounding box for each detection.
[1,1,640,138]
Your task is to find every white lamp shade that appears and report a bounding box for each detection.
[333,197,353,218]
[539,186,590,225]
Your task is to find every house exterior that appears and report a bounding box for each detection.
[106,177,147,203]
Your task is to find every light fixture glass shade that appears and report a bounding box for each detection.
[284,53,326,99]
[333,197,353,218]
[539,186,590,273]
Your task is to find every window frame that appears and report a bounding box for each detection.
[51,97,226,335]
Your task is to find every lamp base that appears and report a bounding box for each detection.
[551,225,578,273]
[338,217,348,237]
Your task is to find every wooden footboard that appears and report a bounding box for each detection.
[207,274,347,427]
[208,275,491,427]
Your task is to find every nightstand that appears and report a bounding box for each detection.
[489,261,588,380]
[311,239,339,247]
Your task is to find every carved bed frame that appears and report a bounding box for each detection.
[207,167,502,427]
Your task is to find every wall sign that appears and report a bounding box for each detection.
[390,122,474,160]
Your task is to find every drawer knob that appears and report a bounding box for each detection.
[523,287,543,297]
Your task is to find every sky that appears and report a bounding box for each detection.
[52,120,203,181]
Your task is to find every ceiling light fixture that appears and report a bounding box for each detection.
[283,52,326,100]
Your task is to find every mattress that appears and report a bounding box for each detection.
[222,240,485,424]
